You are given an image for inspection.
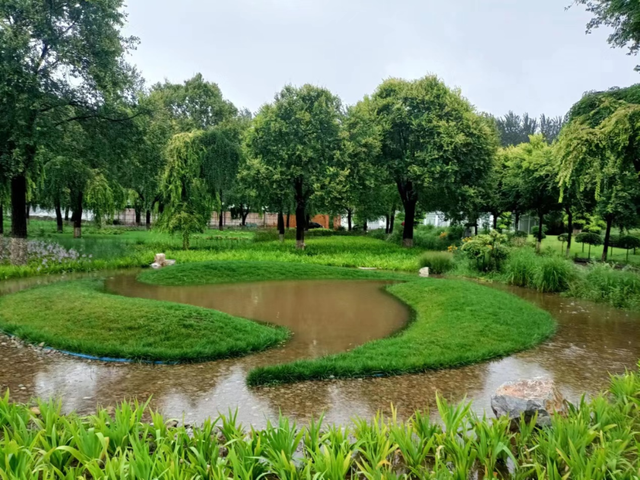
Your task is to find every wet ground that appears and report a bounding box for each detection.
[1,272,639,427]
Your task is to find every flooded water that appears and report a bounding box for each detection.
[1,272,639,427]
[104,276,409,358]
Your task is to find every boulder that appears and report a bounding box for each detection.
[151,253,176,269]
[419,267,430,278]
[491,377,565,428]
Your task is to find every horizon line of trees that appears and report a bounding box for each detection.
[3,0,640,260]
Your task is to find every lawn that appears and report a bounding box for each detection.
[0,279,288,362]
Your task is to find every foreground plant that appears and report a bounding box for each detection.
[2,365,639,479]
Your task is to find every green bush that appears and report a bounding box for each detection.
[570,263,640,309]
[418,252,455,274]
[504,248,538,288]
[460,231,509,272]
[532,255,576,293]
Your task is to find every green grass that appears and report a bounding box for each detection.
[418,251,455,274]
[0,279,288,362]
[2,366,640,478]
[138,260,412,286]
[247,279,555,385]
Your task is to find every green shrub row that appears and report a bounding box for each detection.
[1,366,639,479]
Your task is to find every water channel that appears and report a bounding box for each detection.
[0,271,638,427]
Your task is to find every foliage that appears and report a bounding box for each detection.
[418,252,455,274]
[532,255,577,293]
[369,76,498,246]
[0,279,288,362]
[158,132,217,249]
[576,232,603,246]
[2,366,640,478]
[245,85,343,247]
[248,278,554,385]
[569,263,640,309]
[460,231,509,272]
[493,111,565,146]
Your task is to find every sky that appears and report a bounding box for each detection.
[122,0,640,118]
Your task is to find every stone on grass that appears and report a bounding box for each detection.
[419,267,430,278]
[491,377,565,428]
[151,253,176,269]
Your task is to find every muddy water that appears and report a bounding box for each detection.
[1,273,639,427]
[104,276,409,358]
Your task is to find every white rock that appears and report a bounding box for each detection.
[491,377,565,428]
[419,267,430,277]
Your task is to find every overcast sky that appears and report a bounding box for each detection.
[123,0,640,118]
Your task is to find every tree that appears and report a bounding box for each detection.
[575,0,640,70]
[494,112,565,146]
[0,0,138,239]
[558,95,640,259]
[158,132,217,249]
[502,135,560,252]
[370,76,497,247]
[246,85,343,249]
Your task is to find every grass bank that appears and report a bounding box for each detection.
[140,261,555,385]
[0,279,288,362]
[248,279,555,386]
[2,367,639,478]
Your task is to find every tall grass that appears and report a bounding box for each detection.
[418,252,455,274]
[1,365,639,478]
[569,263,640,309]
[504,249,576,293]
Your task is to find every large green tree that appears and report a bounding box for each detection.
[369,76,497,247]
[246,85,343,248]
[0,0,138,239]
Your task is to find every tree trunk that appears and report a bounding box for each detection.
[514,212,520,232]
[158,202,165,215]
[565,210,573,258]
[474,224,478,236]
[146,210,151,229]
[286,212,290,229]
[385,214,390,234]
[0,202,4,235]
[241,208,249,227]
[602,216,614,262]
[347,209,352,231]
[72,192,83,238]
[389,210,396,234]
[10,174,28,239]
[402,198,417,247]
[492,213,498,230]
[218,206,224,231]
[55,201,63,233]
[277,211,285,242]
[363,220,368,233]
[135,208,141,226]
[295,180,306,249]
[64,207,69,222]
[536,213,544,253]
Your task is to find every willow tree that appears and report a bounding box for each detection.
[558,96,640,260]
[159,132,216,249]
[370,76,498,247]
[246,85,342,248]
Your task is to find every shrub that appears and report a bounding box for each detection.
[532,255,576,293]
[460,231,509,272]
[504,248,538,288]
[570,263,640,309]
[418,252,454,274]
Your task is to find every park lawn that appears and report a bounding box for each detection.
[544,234,640,265]
[139,261,556,384]
[247,278,556,386]
[0,279,289,362]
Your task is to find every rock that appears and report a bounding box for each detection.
[491,377,565,428]
[29,406,41,416]
[419,267,430,278]
[151,253,176,269]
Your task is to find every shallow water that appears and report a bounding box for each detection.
[1,272,639,427]
[104,276,409,358]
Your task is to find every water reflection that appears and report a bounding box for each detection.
[0,274,638,427]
